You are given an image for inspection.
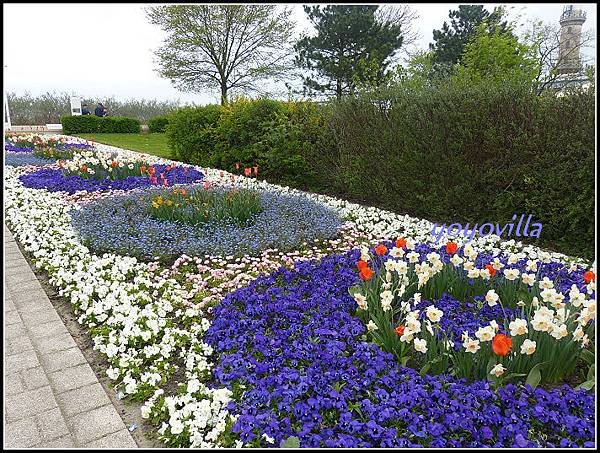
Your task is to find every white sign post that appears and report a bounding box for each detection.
[70,96,82,116]
[4,96,11,130]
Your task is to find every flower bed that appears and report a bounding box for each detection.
[19,164,204,194]
[205,251,595,447]
[71,185,342,261]
[3,138,595,448]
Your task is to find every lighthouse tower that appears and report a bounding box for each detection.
[557,5,586,75]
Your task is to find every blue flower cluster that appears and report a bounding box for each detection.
[205,250,595,448]
[71,187,342,261]
[5,153,56,167]
[18,165,204,194]
[5,142,33,153]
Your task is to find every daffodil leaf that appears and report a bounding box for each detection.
[281,436,300,448]
[347,285,361,296]
[575,380,595,391]
[525,362,546,390]
[586,364,595,382]
[580,349,595,365]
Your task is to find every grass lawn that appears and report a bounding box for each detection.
[75,133,173,160]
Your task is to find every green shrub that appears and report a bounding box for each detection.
[148,115,170,133]
[165,99,325,189]
[61,115,140,134]
[159,86,594,258]
[214,98,325,188]
[165,105,222,165]
[320,82,595,258]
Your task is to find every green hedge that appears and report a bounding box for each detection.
[148,115,170,133]
[318,83,595,258]
[165,105,222,164]
[61,115,140,134]
[165,100,325,188]
[163,87,594,258]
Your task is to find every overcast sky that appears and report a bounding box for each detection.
[3,3,597,105]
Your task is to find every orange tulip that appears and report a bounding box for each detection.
[446,242,458,255]
[583,271,595,284]
[375,244,388,256]
[395,238,407,249]
[357,260,369,270]
[492,334,512,356]
[485,264,496,277]
[359,267,374,281]
[394,325,405,336]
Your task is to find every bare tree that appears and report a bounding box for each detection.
[375,5,420,56]
[524,20,595,93]
[146,5,296,105]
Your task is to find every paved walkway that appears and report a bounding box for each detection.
[4,226,138,448]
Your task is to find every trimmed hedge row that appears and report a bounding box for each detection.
[321,83,595,259]
[61,115,140,134]
[164,86,594,258]
[148,115,169,133]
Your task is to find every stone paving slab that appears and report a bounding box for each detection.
[3,225,138,448]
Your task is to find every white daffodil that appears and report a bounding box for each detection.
[485,289,500,307]
[414,338,428,353]
[426,305,444,323]
[509,318,528,336]
[520,339,536,355]
[490,363,506,377]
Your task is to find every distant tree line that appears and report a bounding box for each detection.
[6,91,182,125]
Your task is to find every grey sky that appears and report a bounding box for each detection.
[3,3,597,105]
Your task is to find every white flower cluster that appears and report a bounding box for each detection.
[62,148,148,174]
